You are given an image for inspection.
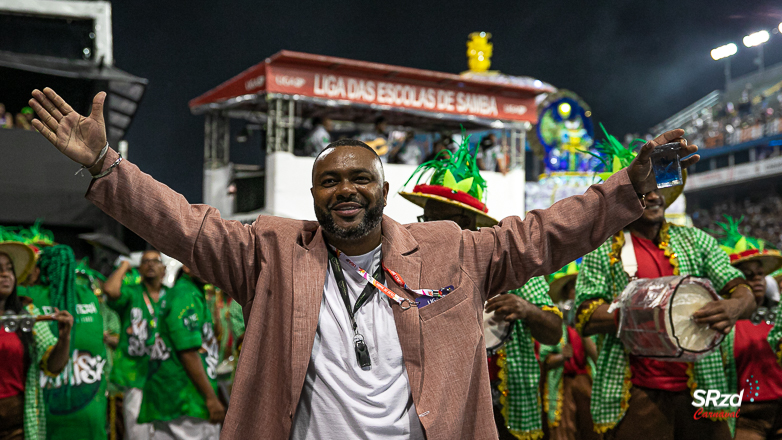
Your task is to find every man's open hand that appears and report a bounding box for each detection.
[628,129,700,195]
[29,88,107,170]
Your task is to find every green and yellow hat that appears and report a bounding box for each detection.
[0,228,36,284]
[715,216,782,275]
[547,259,580,303]
[17,220,55,250]
[589,124,685,208]
[399,129,498,227]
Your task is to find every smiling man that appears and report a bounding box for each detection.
[28,88,698,439]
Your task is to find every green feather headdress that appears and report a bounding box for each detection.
[399,127,499,227]
[712,215,782,274]
[714,216,767,255]
[403,127,488,203]
[586,123,644,182]
[16,220,55,247]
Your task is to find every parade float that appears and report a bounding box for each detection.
[189,35,556,223]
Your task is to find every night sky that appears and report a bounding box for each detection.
[111,0,782,203]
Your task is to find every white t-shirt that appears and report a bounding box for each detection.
[476,144,502,172]
[305,125,331,157]
[291,245,425,440]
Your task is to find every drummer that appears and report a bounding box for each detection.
[715,218,782,440]
[539,260,600,440]
[399,133,562,440]
[574,131,756,440]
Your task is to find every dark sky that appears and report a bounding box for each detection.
[111,0,782,203]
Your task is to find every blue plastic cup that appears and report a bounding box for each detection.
[650,142,683,188]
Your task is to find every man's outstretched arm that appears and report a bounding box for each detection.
[463,130,700,299]
[29,88,261,305]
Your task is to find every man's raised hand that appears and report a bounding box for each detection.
[29,88,108,172]
[627,129,700,195]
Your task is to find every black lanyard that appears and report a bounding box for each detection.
[327,247,384,370]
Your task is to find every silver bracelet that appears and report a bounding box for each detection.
[75,142,110,176]
[92,153,123,179]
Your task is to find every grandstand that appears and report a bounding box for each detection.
[651,62,782,249]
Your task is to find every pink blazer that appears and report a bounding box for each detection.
[87,149,642,439]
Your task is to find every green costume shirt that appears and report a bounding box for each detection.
[228,300,244,345]
[99,298,121,395]
[138,275,219,423]
[574,223,744,433]
[19,282,108,440]
[497,276,561,440]
[107,283,166,390]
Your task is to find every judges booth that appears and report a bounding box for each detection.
[189,50,553,223]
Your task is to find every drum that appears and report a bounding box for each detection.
[613,276,724,362]
[484,308,512,356]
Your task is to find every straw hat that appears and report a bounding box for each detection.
[547,260,580,303]
[715,216,782,275]
[0,241,36,284]
[399,130,498,227]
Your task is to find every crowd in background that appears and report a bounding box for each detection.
[625,86,782,151]
[0,223,244,440]
[692,195,782,250]
[0,102,35,130]
[295,115,509,173]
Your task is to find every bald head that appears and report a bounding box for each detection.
[312,140,384,183]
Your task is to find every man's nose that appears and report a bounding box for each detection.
[334,179,358,198]
[645,190,662,201]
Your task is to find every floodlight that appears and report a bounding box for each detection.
[743,30,770,48]
[711,43,737,61]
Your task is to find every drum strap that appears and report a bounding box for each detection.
[621,231,639,278]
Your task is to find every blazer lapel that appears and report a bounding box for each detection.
[290,228,328,411]
[381,217,424,402]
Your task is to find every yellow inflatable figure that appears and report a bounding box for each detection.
[467,32,493,72]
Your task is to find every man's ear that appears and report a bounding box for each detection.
[383,181,389,206]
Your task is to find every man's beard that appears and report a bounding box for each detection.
[314,196,384,241]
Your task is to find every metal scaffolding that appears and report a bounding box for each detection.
[204,112,230,169]
[266,95,296,154]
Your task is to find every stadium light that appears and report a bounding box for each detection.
[743,30,769,48]
[779,23,782,33]
[711,43,737,61]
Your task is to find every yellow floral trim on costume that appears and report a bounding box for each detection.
[543,377,550,413]
[497,348,544,440]
[686,362,697,392]
[40,345,59,378]
[549,374,565,428]
[497,348,511,426]
[594,363,633,434]
[609,231,625,265]
[658,223,680,275]
[541,305,563,320]
[575,299,606,335]
[775,341,782,367]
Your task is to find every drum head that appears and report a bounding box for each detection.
[667,281,722,352]
[484,309,511,353]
